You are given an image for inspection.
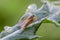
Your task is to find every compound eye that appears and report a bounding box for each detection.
[28,4,37,11]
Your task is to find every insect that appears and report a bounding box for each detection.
[0,0,60,40]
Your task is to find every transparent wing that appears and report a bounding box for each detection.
[0,19,43,40]
[33,1,51,20]
[47,11,60,27]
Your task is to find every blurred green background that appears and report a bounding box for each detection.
[0,0,60,40]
